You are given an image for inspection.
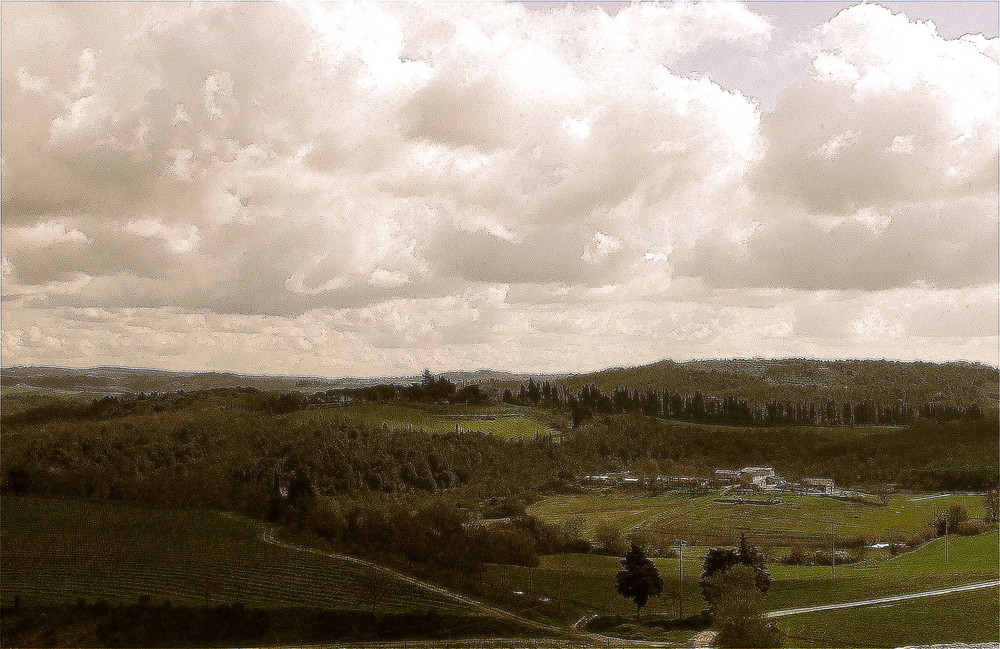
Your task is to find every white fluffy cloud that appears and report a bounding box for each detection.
[1,2,996,373]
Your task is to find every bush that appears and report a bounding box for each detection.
[837,532,877,549]
[934,502,970,536]
[593,521,627,555]
[955,519,990,536]
[906,526,937,548]
[780,546,810,566]
[627,528,677,558]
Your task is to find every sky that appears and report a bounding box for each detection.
[2,1,998,377]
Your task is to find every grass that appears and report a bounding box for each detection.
[528,490,987,545]
[0,495,476,615]
[779,586,1000,647]
[482,531,999,627]
[485,553,713,624]
[766,531,999,609]
[292,402,562,439]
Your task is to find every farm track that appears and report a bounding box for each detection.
[766,580,1000,618]
[254,522,695,649]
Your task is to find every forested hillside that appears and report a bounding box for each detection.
[559,358,998,406]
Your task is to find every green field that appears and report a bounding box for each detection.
[0,495,475,614]
[779,586,1000,647]
[293,402,561,439]
[528,490,987,546]
[484,531,999,626]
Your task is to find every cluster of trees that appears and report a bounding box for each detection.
[308,371,488,407]
[611,534,781,647]
[504,381,986,428]
[700,535,782,648]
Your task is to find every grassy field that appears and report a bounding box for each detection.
[483,531,999,625]
[0,495,476,615]
[291,403,562,439]
[779,586,1000,647]
[766,530,999,609]
[528,490,987,545]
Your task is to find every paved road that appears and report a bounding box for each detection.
[766,580,1000,618]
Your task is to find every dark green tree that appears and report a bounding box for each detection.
[615,543,664,621]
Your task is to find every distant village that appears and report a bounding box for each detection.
[579,466,877,504]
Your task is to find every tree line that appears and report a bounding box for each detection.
[504,379,985,427]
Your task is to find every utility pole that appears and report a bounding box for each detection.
[557,565,565,617]
[829,521,837,579]
[945,512,950,564]
[673,539,689,619]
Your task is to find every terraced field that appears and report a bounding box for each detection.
[528,490,987,546]
[0,495,475,614]
[293,403,562,439]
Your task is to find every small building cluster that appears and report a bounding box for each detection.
[714,466,838,494]
[581,467,842,496]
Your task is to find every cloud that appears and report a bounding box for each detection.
[1,2,996,372]
[2,1,773,316]
[754,3,998,213]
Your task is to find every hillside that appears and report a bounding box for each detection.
[4,359,996,407]
[558,358,999,407]
[0,366,385,398]
[0,366,561,399]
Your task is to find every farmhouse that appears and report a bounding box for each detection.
[714,469,740,485]
[740,466,778,489]
[802,477,836,494]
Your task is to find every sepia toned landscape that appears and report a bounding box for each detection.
[2,1,998,648]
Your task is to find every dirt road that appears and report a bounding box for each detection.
[766,580,1000,618]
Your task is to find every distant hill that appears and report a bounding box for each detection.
[0,365,571,399]
[2,359,997,407]
[559,358,999,407]
[0,366,391,398]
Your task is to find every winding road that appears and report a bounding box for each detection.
[249,522,998,648]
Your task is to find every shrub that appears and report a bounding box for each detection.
[780,546,810,566]
[593,521,627,555]
[837,532,877,549]
[906,526,937,548]
[627,528,677,558]
[955,519,990,536]
[934,502,970,535]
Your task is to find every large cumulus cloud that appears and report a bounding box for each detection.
[2,1,769,315]
[2,2,997,373]
[674,3,998,295]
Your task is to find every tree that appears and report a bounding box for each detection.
[700,533,772,612]
[704,565,783,648]
[594,521,627,555]
[615,543,664,621]
[935,502,970,535]
[984,489,999,524]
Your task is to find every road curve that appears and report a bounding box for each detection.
[767,580,1000,618]
[250,522,685,648]
[239,515,998,648]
